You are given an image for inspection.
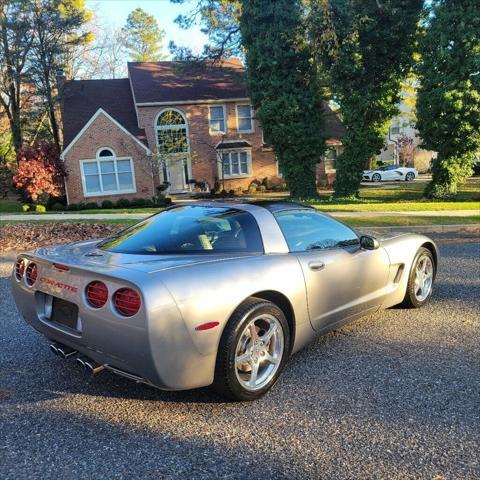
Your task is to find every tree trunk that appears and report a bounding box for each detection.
[334,134,369,198]
[44,70,61,151]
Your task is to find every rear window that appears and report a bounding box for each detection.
[98,206,264,255]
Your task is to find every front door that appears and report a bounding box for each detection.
[166,158,187,193]
[295,247,390,331]
[274,209,390,332]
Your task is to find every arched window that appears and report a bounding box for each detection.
[80,148,135,196]
[98,148,114,158]
[156,109,189,154]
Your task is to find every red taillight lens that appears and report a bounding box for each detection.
[26,263,38,285]
[15,258,25,280]
[85,281,109,308]
[113,288,141,317]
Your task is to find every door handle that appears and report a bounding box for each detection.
[308,261,325,271]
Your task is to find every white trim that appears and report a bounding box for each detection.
[136,97,250,107]
[154,108,191,193]
[236,103,254,133]
[80,156,137,197]
[218,148,252,179]
[128,74,141,128]
[96,147,115,157]
[61,108,151,160]
[208,104,227,135]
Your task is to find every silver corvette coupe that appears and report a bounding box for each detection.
[12,202,438,401]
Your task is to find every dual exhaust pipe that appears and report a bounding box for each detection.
[49,343,105,375]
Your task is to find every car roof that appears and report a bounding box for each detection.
[247,201,315,213]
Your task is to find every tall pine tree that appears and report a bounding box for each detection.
[417,0,480,199]
[312,0,423,198]
[240,0,325,198]
[122,8,166,62]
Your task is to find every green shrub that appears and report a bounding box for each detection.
[132,198,146,207]
[116,198,131,208]
[67,203,78,211]
[228,189,235,195]
[248,184,258,193]
[101,200,114,209]
[258,185,267,193]
[77,202,86,210]
[22,204,30,212]
[50,202,65,211]
[261,177,271,190]
[35,205,46,213]
[144,198,154,207]
[213,178,222,194]
[85,202,98,210]
[155,194,172,206]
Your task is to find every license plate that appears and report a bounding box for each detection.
[45,296,80,331]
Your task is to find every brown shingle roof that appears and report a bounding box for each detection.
[61,78,146,148]
[128,58,248,104]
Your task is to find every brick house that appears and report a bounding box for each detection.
[61,59,345,204]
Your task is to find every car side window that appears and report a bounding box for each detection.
[275,210,359,252]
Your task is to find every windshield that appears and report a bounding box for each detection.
[98,205,264,255]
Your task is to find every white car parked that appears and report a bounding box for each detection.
[363,165,418,182]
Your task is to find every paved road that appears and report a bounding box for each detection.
[0,240,479,479]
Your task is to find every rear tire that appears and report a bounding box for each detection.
[401,247,435,308]
[405,172,415,181]
[212,297,290,401]
[372,173,382,182]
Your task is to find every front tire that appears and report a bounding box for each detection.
[212,297,290,401]
[372,173,382,182]
[401,247,435,308]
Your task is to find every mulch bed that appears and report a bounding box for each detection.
[0,223,128,252]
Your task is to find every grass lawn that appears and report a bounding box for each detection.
[0,219,138,225]
[2,177,479,215]
[0,199,23,213]
[313,201,479,212]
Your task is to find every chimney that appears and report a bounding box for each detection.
[55,68,66,91]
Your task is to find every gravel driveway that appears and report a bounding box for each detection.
[0,240,479,480]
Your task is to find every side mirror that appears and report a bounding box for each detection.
[360,235,380,250]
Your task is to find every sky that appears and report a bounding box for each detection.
[85,0,208,57]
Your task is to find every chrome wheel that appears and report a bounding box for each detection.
[234,314,284,392]
[414,254,434,302]
[406,172,415,181]
[372,173,381,182]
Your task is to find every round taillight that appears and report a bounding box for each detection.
[15,258,25,280]
[85,281,109,308]
[113,288,141,317]
[26,263,38,285]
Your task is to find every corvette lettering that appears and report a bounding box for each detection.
[39,277,78,293]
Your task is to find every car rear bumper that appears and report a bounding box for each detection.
[11,261,217,391]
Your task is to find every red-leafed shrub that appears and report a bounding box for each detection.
[13,143,66,203]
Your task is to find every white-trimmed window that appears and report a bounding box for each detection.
[209,105,226,134]
[236,104,254,132]
[81,148,135,196]
[221,150,251,178]
[156,109,189,154]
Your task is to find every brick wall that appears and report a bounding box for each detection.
[63,113,154,204]
[137,101,280,191]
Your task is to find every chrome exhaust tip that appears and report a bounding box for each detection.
[49,343,59,355]
[84,359,105,375]
[56,346,78,359]
[76,356,87,369]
